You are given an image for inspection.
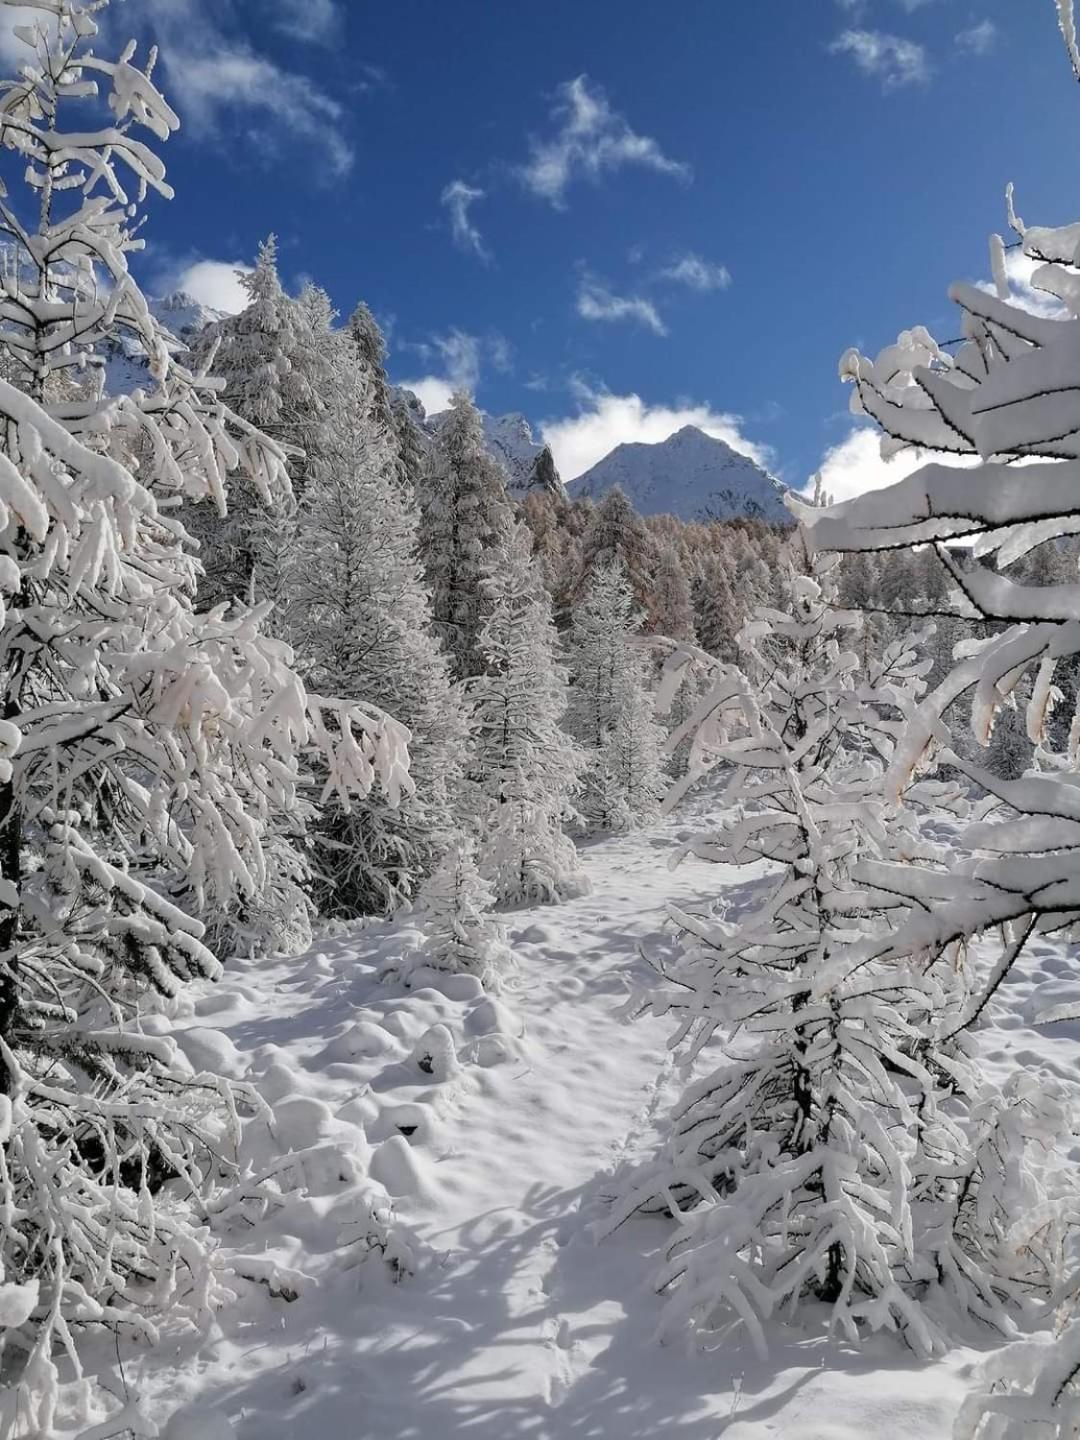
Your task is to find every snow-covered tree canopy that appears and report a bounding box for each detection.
[0,3,411,1425]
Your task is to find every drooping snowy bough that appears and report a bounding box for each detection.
[0,3,409,1429]
[787,200,1080,1429]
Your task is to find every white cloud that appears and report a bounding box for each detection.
[441,180,489,261]
[519,75,690,208]
[660,253,732,291]
[829,29,930,89]
[576,277,667,336]
[541,385,770,482]
[271,0,341,43]
[400,376,455,417]
[160,257,254,314]
[166,49,352,176]
[814,425,977,505]
[397,329,509,415]
[955,20,998,56]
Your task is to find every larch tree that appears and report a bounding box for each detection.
[417,391,513,680]
[609,570,1059,1357]
[0,5,410,1428]
[565,563,666,832]
[470,522,585,905]
[786,167,1080,1431]
[648,541,697,642]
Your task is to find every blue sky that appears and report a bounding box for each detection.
[15,0,1080,492]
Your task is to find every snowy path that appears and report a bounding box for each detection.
[87,814,1064,1440]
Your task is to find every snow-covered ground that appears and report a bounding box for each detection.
[61,807,1080,1440]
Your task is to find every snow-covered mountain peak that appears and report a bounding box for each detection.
[569,424,788,524]
[151,292,229,342]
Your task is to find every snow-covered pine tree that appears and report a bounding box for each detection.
[189,245,340,623]
[608,568,1052,1355]
[415,840,511,989]
[0,6,410,1426]
[574,485,657,610]
[470,522,585,905]
[565,563,666,832]
[348,302,425,494]
[291,312,469,915]
[417,392,513,680]
[691,549,740,660]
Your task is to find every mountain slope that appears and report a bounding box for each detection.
[102,291,228,396]
[570,425,789,524]
[398,393,568,501]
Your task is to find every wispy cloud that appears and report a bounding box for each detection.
[576,276,667,336]
[519,75,690,209]
[659,253,732,292]
[542,381,770,481]
[955,19,997,56]
[829,29,930,89]
[441,180,490,261]
[397,329,511,414]
[136,0,355,179]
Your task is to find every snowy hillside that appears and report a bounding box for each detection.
[570,424,789,523]
[102,291,228,395]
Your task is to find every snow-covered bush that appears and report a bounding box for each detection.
[471,522,585,905]
[0,4,410,1428]
[954,1324,1080,1439]
[565,562,666,833]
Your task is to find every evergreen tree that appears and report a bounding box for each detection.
[566,564,666,832]
[417,392,513,679]
[471,523,585,904]
[691,550,739,660]
[187,237,324,615]
[0,8,410,1424]
[292,319,469,914]
[348,302,427,494]
[416,841,511,988]
[648,541,697,641]
[575,486,657,609]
